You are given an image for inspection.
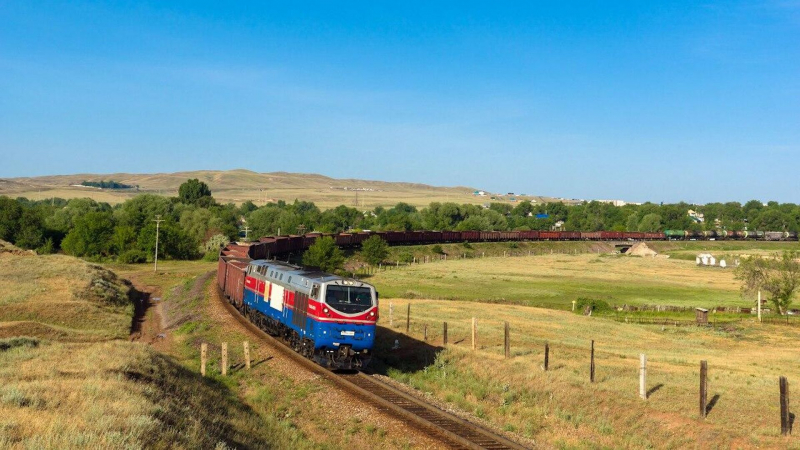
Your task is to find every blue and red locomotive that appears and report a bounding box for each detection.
[218,256,378,369]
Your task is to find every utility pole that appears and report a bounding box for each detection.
[243,226,251,241]
[153,215,164,272]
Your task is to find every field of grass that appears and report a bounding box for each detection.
[374,299,800,448]
[0,253,308,449]
[369,253,746,309]
[649,240,800,262]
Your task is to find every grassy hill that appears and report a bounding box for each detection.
[0,244,304,449]
[0,169,570,209]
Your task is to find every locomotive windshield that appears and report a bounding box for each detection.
[324,285,373,314]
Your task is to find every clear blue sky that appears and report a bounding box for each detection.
[1,1,798,204]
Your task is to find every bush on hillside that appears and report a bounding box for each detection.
[574,297,612,314]
[398,252,414,263]
[119,249,148,264]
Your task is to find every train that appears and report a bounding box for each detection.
[216,227,795,367]
[220,229,798,261]
[217,252,379,369]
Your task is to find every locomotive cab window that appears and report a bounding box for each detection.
[324,285,373,314]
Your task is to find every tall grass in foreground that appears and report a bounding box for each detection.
[376,298,800,448]
[0,339,308,449]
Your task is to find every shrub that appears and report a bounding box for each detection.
[361,235,389,266]
[36,238,55,255]
[574,297,612,314]
[303,236,344,272]
[119,249,148,264]
[462,241,473,249]
[0,337,39,352]
[202,251,219,262]
[431,244,444,255]
[203,233,228,253]
[398,252,414,263]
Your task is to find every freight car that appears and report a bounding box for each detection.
[218,256,378,369]
[228,228,797,260]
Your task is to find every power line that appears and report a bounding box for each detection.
[153,215,164,272]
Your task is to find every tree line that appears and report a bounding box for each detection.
[80,180,136,189]
[1,179,799,262]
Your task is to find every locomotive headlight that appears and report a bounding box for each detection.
[369,311,375,317]
[323,307,329,315]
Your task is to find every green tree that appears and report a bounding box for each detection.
[114,194,172,232]
[736,251,800,315]
[361,235,389,266]
[0,197,22,242]
[625,213,639,232]
[111,225,138,254]
[137,221,198,260]
[178,178,213,205]
[61,211,115,257]
[303,236,344,272]
[14,209,46,250]
[638,213,662,232]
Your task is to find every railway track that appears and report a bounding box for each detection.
[216,287,530,450]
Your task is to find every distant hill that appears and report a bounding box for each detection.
[0,169,570,209]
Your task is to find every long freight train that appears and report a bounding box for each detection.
[221,229,797,261]
[217,227,795,366]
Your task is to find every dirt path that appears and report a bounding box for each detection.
[127,278,173,353]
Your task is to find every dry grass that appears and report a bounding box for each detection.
[0,253,133,341]
[0,339,304,449]
[377,299,800,448]
[1,169,567,209]
[0,254,308,449]
[370,253,745,309]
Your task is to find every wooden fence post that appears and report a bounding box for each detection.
[700,360,708,418]
[424,324,428,341]
[406,304,411,333]
[758,290,762,323]
[244,341,251,370]
[201,343,207,377]
[221,342,228,376]
[389,302,394,328]
[472,317,477,350]
[443,322,448,345]
[590,340,596,382]
[504,322,510,358]
[780,376,790,435]
[639,354,647,400]
[544,342,549,370]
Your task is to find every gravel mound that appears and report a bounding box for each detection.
[627,242,658,257]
